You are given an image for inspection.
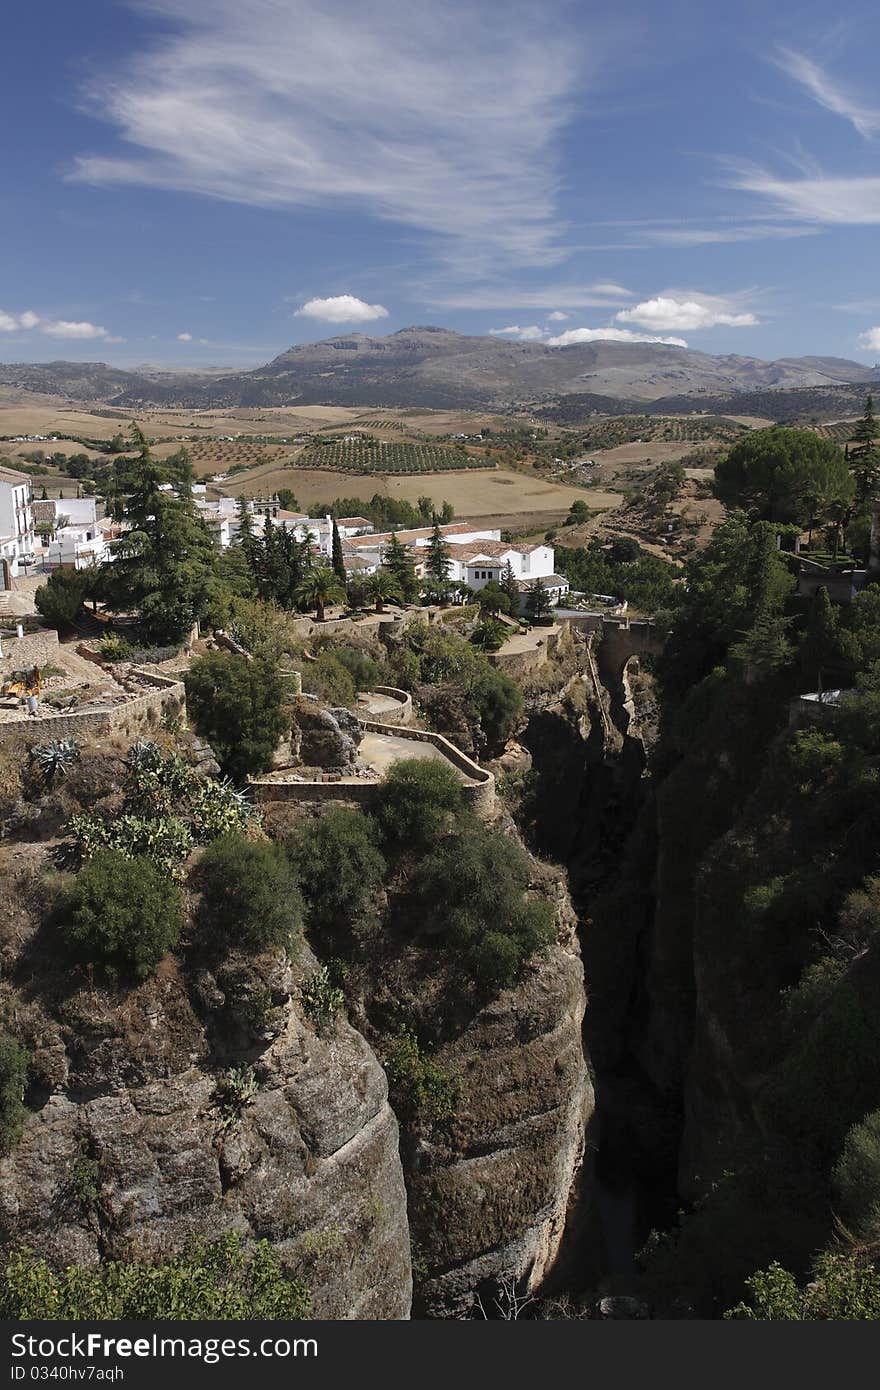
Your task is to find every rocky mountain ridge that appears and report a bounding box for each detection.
[0,328,876,412]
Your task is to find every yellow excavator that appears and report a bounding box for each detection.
[1,665,42,701]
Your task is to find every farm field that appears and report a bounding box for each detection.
[296,438,493,473]
[220,463,617,521]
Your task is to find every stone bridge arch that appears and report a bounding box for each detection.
[596,616,667,687]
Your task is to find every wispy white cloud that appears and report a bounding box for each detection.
[294,295,389,324]
[546,310,569,321]
[423,282,633,310]
[858,327,880,351]
[728,164,880,224]
[773,47,880,140]
[489,325,546,341]
[616,294,758,331]
[635,223,820,247]
[68,0,598,269]
[176,331,193,341]
[547,326,687,348]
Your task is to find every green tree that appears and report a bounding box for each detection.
[476,581,511,617]
[294,564,345,622]
[525,577,553,621]
[367,569,402,613]
[276,488,298,511]
[34,568,91,628]
[288,806,385,938]
[799,586,843,692]
[373,758,464,857]
[852,393,879,449]
[331,519,347,584]
[715,428,853,525]
[184,651,290,781]
[727,1253,880,1320]
[99,424,221,644]
[382,532,419,602]
[833,1110,880,1239]
[425,523,451,585]
[499,560,520,613]
[235,494,254,542]
[63,851,183,980]
[0,1233,309,1320]
[198,834,303,951]
[406,821,555,988]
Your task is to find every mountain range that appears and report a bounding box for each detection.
[0,327,877,416]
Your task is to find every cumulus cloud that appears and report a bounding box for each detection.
[42,319,116,340]
[616,295,757,331]
[547,326,687,348]
[546,310,569,321]
[66,0,604,269]
[489,324,546,341]
[0,309,40,332]
[294,295,389,324]
[858,328,880,351]
[177,331,193,341]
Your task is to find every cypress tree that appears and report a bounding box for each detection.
[331,518,346,584]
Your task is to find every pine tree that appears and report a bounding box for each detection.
[500,560,520,612]
[852,394,879,448]
[382,532,418,602]
[525,577,552,622]
[40,486,47,501]
[799,585,841,693]
[331,519,346,584]
[236,495,254,542]
[425,523,451,583]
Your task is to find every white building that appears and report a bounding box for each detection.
[0,467,36,579]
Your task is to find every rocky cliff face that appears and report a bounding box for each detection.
[402,868,593,1318]
[0,844,412,1319]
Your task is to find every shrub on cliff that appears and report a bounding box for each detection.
[726,1251,880,1320]
[287,806,385,939]
[0,1232,310,1319]
[833,1111,880,1240]
[199,833,303,952]
[63,850,183,980]
[184,651,289,782]
[406,822,555,988]
[373,758,464,857]
[0,1035,29,1153]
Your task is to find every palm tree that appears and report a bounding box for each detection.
[367,570,402,613]
[294,565,345,622]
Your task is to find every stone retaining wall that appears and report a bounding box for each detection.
[0,669,185,746]
[357,719,496,815]
[367,686,413,725]
[251,719,495,816]
[0,629,60,676]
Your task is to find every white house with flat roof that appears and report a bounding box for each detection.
[0,467,35,578]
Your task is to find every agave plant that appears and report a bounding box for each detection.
[191,778,255,842]
[29,739,80,786]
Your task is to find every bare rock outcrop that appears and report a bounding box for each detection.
[407,926,592,1318]
[0,878,412,1320]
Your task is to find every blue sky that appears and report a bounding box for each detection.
[3,0,880,369]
